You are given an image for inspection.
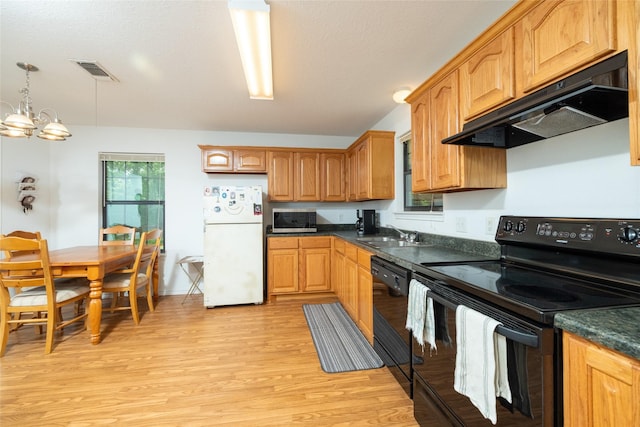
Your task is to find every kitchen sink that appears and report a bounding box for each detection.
[356,236,432,249]
[356,236,398,242]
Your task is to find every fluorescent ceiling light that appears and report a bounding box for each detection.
[228,0,273,100]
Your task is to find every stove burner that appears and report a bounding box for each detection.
[501,284,578,303]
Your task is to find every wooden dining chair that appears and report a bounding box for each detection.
[2,230,42,259]
[99,225,136,246]
[0,235,91,356]
[102,229,162,325]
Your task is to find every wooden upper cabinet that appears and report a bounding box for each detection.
[460,28,515,121]
[201,147,234,172]
[355,141,371,200]
[268,149,344,202]
[430,72,461,191]
[516,0,617,93]
[410,70,506,193]
[294,152,321,201]
[267,151,295,201]
[347,130,395,201]
[321,152,346,201]
[411,91,430,193]
[199,146,266,173]
[347,150,358,201]
[235,149,267,172]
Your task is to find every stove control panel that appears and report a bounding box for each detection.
[495,216,640,257]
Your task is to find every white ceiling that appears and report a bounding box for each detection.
[0,0,517,138]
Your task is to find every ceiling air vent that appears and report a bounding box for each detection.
[70,60,119,82]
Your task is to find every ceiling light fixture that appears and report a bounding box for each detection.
[0,62,72,141]
[228,0,273,100]
[393,88,412,104]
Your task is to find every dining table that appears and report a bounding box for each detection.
[45,244,158,345]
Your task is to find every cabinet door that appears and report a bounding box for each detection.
[342,244,359,320]
[564,332,640,427]
[411,91,431,192]
[202,148,234,172]
[517,0,616,93]
[267,151,294,201]
[333,247,345,305]
[301,247,332,292]
[357,249,373,343]
[356,141,370,200]
[430,71,461,190]
[460,28,515,121]
[294,152,321,201]
[347,149,358,201]
[321,152,346,201]
[267,248,299,295]
[235,149,266,173]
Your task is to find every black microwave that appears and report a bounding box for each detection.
[272,208,317,233]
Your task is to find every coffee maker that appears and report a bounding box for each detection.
[362,209,377,235]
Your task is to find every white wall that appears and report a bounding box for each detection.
[2,114,639,293]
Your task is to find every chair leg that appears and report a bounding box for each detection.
[0,310,10,357]
[146,283,155,312]
[34,312,44,335]
[129,289,140,325]
[44,308,57,354]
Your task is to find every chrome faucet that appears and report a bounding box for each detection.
[387,225,409,241]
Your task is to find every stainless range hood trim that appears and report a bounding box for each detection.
[443,51,629,148]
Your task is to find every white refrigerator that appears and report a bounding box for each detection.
[203,185,264,308]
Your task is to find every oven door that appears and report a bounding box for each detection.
[411,274,557,427]
[373,288,412,396]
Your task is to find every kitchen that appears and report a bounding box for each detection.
[2,0,640,425]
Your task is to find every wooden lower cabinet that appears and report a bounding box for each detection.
[356,248,374,343]
[342,243,359,320]
[267,236,332,302]
[563,331,640,427]
[332,238,374,343]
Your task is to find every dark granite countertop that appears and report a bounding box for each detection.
[331,230,499,270]
[267,226,501,271]
[555,308,640,360]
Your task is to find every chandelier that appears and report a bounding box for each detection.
[0,62,72,141]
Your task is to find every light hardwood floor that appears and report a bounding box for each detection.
[0,295,417,426]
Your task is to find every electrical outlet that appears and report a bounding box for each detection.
[485,217,497,235]
[339,214,344,222]
[455,217,467,233]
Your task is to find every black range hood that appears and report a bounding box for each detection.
[443,50,629,148]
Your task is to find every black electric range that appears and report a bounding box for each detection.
[415,216,640,325]
[411,216,640,426]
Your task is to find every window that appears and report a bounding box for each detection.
[100,153,165,249]
[401,132,443,212]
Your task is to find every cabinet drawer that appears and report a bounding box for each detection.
[344,243,358,262]
[268,237,299,249]
[299,236,332,249]
[357,248,373,268]
[333,237,345,254]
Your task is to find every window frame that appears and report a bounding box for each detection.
[100,152,166,250]
[401,132,443,213]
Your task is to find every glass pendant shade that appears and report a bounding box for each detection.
[42,120,71,137]
[3,113,36,130]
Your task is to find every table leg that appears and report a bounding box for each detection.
[88,279,103,345]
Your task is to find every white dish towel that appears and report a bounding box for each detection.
[454,305,511,425]
[405,279,436,352]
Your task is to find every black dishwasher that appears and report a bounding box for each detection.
[370,256,413,397]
